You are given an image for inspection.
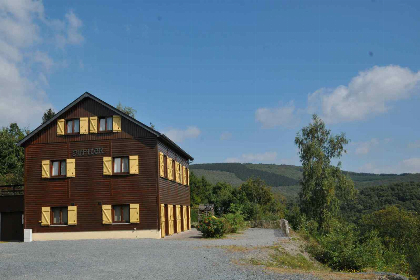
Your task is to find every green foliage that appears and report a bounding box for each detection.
[295,114,355,231]
[237,178,285,221]
[308,219,385,271]
[190,164,420,199]
[190,172,285,221]
[190,172,213,206]
[361,206,419,254]
[341,182,420,223]
[222,212,246,233]
[42,108,55,124]
[0,123,28,185]
[197,216,226,238]
[116,102,137,118]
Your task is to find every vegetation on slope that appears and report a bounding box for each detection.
[190,163,420,199]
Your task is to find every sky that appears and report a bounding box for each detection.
[1,0,420,174]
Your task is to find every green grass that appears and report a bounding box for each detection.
[249,246,322,271]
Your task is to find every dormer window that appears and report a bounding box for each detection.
[99,117,113,132]
[67,119,80,134]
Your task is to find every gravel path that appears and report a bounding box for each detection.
[0,229,320,280]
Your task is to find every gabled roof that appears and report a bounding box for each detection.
[17,92,194,161]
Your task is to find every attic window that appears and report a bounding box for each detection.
[67,119,80,134]
[99,117,113,132]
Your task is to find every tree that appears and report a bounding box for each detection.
[116,102,137,118]
[295,114,355,231]
[42,108,55,124]
[0,123,28,185]
[190,172,213,206]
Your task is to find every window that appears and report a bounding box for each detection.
[112,205,129,223]
[51,160,66,177]
[99,117,113,132]
[113,157,129,174]
[67,119,80,134]
[51,207,68,225]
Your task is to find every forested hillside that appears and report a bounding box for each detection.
[190,163,420,198]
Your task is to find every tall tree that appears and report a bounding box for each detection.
[116,102,137,118]
[0,123,28,185]
[295,115,355,231]
[42,108,56,124]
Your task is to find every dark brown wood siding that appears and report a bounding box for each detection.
[158,141,190,206]
[24,138,159,233]
[24,97,155,146]
[0,196,24,212]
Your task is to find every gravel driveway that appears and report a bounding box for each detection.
[0,229,319,280]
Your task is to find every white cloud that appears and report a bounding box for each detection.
[165,126,201,143]
[33,50,54,71]
[408,140,420,149]
[255,101,299,128]
[220,132,232,141]
[308,65,420,123]
[225,152,277,163]
[358,163,381,174]
[401,158,420,173]
[52,10,84,49]
[353,138,379,155]
[357,158,420,174]
[225,157,241,163]
[65,10,83,45]
[0,0,84,128]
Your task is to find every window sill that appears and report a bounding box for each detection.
[50,225,68,227]
[112,223,130,225]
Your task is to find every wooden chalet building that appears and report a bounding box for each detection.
[17,92,193,241]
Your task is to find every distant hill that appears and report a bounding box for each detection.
[190,163,420,198]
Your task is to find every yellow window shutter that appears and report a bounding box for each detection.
[66,159,76,177]
[113,115,121,132]
[41,160,50,178]
[159,152,165,178]
[80,117,89,134]
[129,155,139,174]
[188,168,190,186]
[130,204,140,223]
[103,157,112,175]
[182,166,186,185]
[167,158,171,180]
[89,116,98,133]
[175,162,179,183]
[57,119,65,136]
[68,206,77,225]
[102,205,112,224]
[41,207,50,226]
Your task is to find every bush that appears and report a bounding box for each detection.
[197,216,226,238]
[308,220,385,271]
[222,212,246,233]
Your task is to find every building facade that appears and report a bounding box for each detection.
[17,92,193,241]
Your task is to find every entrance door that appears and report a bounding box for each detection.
[160,204,166,238]
[0,212,24,241]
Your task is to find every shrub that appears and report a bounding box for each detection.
[222,212,246,233]
[197,216,226,238]
[308,220,385,271]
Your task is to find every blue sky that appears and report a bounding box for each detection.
[1,0,420,174]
